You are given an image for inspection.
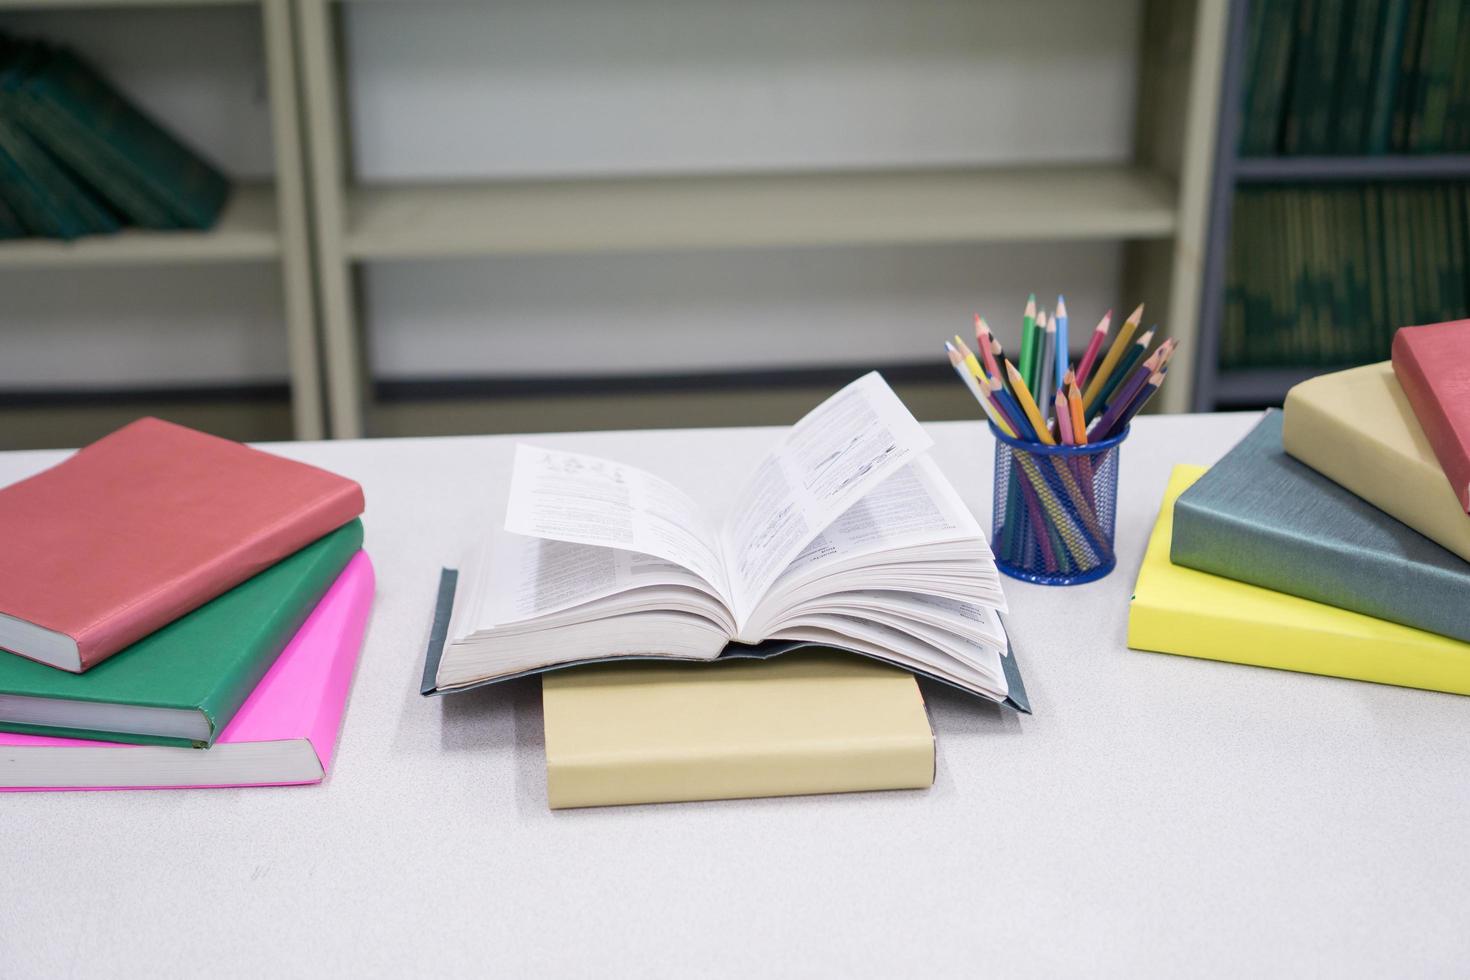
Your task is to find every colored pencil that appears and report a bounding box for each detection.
[945,341,987,399]
[952,335,986,382]
[1018,294,1037,393]
[1080,302,1142,408]
[1055,390,1073,445]
[1054,295,1069,391]
[1090,347,1160,437]
[1036,312,1055,421]
[1091,327,1154,416]
[1068,381,1087,445]
[993,377,1038,442]
[1074,309,1111,390]
[1004,360,1054,445]
[1097,367,1165,440]
[973,315,1001,381]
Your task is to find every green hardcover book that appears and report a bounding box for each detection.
[1334,0,1383,151]
[0,519,362,748]
[1246,0,1302,155]
[1304,0,1347,154]
[1411,0,1463,150]
[1282,0,1319,154]
[1392,0,1428,150]
[0,42,176,229]
[0,117,118,238]
[0,44,118,238]
[21,46,228,229]
[1366,0,1412,151]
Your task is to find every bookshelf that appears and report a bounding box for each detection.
[0,0,324,438]
[1192,0,1470,411]
[296,0,1230,439]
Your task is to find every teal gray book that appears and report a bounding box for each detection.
[0,520,362,748]
[1170,412,1470,644]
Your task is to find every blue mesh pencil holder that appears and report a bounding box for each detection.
[989,422,1128,585]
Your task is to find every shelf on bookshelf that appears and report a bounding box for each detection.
[344,165,1179,260]
[0,182,278,268]
[1234,155,1470,183]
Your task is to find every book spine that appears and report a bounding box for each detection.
[191,520,364,746]
[1170,493,1470,644]
[303,553,375,773]
[547,736,935,809]
[1128,594,1470,697]
[1392,331,1470,511]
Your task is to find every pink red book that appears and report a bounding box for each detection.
[1393,319,1470,512]
[0,552,374,791]
[0,417,364,672]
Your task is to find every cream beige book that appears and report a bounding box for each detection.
[542,650,935,809]
[1283,362,1470,564]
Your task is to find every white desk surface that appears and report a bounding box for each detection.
[4,413,1469,978]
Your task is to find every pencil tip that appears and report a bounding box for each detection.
[1129,303,1145,323]
[1056,295,1067,315]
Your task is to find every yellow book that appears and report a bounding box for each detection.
[1128,466,1470,696]
[1282,361,1470,562]
[542,650,935,809]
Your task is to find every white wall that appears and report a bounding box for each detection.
[0,0,1142,389]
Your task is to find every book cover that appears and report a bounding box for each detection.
[1392,319,1470,511]
[0,551,375,791]
[1282,361,1470,562]
[543,649,934,809]
[1172,411,1470,643]
[1131,466,1470,696]
[0,417,364,672]
[0,519,362,748]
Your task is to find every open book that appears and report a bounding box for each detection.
[421,373,1028,710]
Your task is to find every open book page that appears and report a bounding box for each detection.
[770,456,987,589]
[503,444,730,596]
[720,372,934,627]
[476,530,731,631]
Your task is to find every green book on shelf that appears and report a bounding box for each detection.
[1410,0,1463,151]
[18,45,229,229]
[1366,0,1412,152]
[1333,0,1383,152]
[1303,0,1347,154]
[1391,0,1428,150]
[1243,0,1300,155]
[0,116,118,238]
[0,41,119,239]
[1281,0,1319,154]
[0,42,177,230]
[0,520,362,748]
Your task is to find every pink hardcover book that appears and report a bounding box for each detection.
[0,552,374,791]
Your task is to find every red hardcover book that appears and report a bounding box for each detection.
[0,418,364,672]
[1393,320,1470,513]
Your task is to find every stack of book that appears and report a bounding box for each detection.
[1223,182,1469,368]
[0,35,229,240]
[0,418,373,790]
[419,372,1029,808]
[1240,0,1470,156]
[1130,318,1470,695]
